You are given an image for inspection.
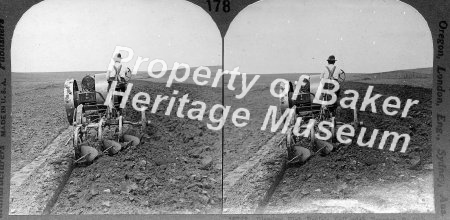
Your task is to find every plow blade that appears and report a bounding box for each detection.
[80,145,99,163]
[315,139,335,155]
[123,135,140,146]
[102,139,122,155]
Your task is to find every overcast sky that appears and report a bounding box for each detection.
[12,0,432,74]
[225,0,433,74]
[12,0,221,72]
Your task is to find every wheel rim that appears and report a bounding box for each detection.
[118,115,123,139]
[73,126,81,159]
[98,118,103,141]
[286,129,294,159]
[310,121,316,150]
[331,116,336,143]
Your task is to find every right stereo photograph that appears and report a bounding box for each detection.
[222,0,433,214]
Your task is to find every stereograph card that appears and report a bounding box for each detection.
[0,0,449,220]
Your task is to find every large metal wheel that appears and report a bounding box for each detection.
[337,71,346,83]
[118,115,123,139]
[279,80,290,114]
[331,116,336,143]
[73,126,82,159]
[98,118,104,141]
[286,128,295,159]
[124,67,132,82]
[64,79,79,125]
[310,120,316,150]
[353,107,359,130]
[141,111,147,132]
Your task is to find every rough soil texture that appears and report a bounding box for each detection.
[264,82,433,213]
[265,172,433,213]
[223,133,285,214]
[10,127,73,215]
[223,81,278,174]
[11,73,78,172]
[223,72,433,213]
[51,80,222,214]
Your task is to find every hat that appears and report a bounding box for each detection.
[327,55,337,62]
[113,53,122,62]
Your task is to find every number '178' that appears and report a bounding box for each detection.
[206,0,230,12]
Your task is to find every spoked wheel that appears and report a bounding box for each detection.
[309,120,316,150]
[73,126,82,159]
[286,128,295,160]
[337,71,346,84]
[118,115,123,140]
[98,118,104,141]
[124,67,132,82]
[353,107,359,130]
[141,110,147,132]
[331,116,336,143]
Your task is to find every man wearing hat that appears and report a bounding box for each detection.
[108,53,127,83]
[320,55,345,81]
[319,55,345,108]
[107,53,127,91]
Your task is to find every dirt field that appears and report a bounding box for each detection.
[50,79,222,214]
[11,68,433,214]
[223,68,433,213]
[12,72,222,214]
[11,72,93,172]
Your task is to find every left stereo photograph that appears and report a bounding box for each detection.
[10,0,222,214]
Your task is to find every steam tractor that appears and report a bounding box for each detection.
[64,68,148,164]
[279,73,362,164]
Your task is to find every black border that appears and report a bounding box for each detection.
[1,0,449,219]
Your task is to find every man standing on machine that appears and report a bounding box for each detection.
[106,53,129,113]
[107,53,127,89]
[319,55,345,109]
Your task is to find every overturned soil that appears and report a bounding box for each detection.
[265,82,433,213]
[51,80,222,214]
[224,76,432,213]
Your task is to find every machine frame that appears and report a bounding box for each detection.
[64,68,147,162]
[280,73,361,164]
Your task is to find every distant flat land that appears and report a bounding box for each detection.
[346,67,432,89]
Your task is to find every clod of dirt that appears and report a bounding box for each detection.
[409,156,421,170]
[423,164,433,170]
[363,157,382,166]
[125,182,139,194]
[140,200,149,207]
[336,182,348,192]
[188,148,203,158]
[90,188,99,196]
[303,173,313,181]
[101,201,111,208]
[68,192,77,199]
[199,195,210,204]
[200,156,213,170]
[154,157,176,166]
[138,160,147,167]
[300,190,310,196]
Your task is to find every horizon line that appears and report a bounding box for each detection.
[12,66,432,75]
